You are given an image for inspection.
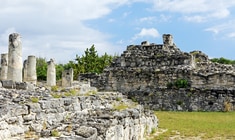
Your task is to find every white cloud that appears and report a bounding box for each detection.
[0,0,131,63]
[132,28,160,41]
[140,17,156,22]
[138,28,160,37]
[204,20,235,39]
[227,33,235,38]
[151,0,235,22]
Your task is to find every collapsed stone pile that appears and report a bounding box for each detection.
[0,85,158,140]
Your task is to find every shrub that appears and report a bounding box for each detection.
[174,79,189,88]
[167,79,190,89]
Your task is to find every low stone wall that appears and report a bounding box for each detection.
[0,88,158,140]
[127,88,235,111]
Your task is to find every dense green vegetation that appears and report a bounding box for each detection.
[150,111,235,140]
[210,57,235,65]
[36,57,47,81]
[36,45,113,81]
[167,79,190,89]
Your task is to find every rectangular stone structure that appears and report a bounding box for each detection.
[62,68,73,87]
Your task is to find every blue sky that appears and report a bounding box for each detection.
[1,0,235,63]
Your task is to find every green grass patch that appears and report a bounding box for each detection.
[30,97,39,103]
[152,111,235,139]
[51,93,62,98]
[113,102,129,111]
[51,129,60,137]
[83,90,97,96]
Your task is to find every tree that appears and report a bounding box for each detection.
[73,44,113,78]
[56,64,64,80]
[36,57,47,81]
[210,57,235,65]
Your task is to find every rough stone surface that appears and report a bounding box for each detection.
[0,85,158,140]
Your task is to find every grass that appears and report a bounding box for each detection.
[51,129,60,137]
[30,97,39,103]
[152,111,235,140]
[113,102,129,111]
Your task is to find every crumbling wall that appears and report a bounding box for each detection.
[0,87,158,140]
[86,34,235,111]
[91,34,235,91]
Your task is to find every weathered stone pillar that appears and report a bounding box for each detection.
[7,33,22,82]
[0,53,8,80]
[62,68,73,87]
[163,34,174,46]
[27,55,37,84]
[23,60,28,82]
[47,59,56,86]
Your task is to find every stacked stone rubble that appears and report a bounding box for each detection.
[0,88,158,140]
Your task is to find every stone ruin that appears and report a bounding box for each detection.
[7,33,23,82]
[0,33,158,139]
[62,68,73,87]
[0,33,60,88]
[80,34,235,111]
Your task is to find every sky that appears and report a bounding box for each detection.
[1,0,235,64]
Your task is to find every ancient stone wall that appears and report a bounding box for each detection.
[85,34,235,111]
[90,34,235,91]
[128,88,235,111]
[0,87,157,140]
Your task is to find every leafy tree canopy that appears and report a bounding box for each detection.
[36,44,114,81]
[210,57,235,65]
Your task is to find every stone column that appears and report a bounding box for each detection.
[27,55,37,84]
[163,34,174,46]
[23,60,28,82]
[7,33,23,82]
[62,68,73,87]
[0,53,8,80]
[47,59,56,86]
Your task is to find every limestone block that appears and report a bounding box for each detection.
[75,126,97,140]
[1,80,16,89]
